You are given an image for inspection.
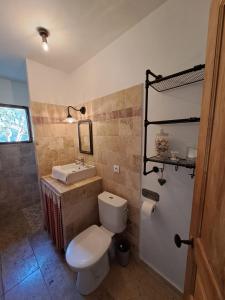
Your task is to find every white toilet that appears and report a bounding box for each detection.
[65,191,128,295]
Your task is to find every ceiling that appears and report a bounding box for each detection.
[0,0,167,81]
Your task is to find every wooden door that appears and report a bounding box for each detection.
[182,0,225,299]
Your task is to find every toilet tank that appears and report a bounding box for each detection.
[98,191,127,233]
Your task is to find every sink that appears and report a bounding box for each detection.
[52,162,96,185]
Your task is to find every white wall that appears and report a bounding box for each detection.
[141,83,202,291]
[68,0,210,105]
[26,0,210,107]
[26,59,70,105]
[0,77,29,106]
[25,0,211,291]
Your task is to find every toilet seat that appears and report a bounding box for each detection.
[66,225,111,271]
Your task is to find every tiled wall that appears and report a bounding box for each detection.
[30,102,78,177]
[0,143,39,219]
[76,84,143,253]
[31,84,143,253]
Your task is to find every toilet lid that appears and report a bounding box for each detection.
[66,225,111,270]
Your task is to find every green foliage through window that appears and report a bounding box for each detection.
[0,105,32,143]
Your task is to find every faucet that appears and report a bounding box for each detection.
[78,156,85,166]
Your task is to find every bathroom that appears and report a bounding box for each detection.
[1,0,224,299]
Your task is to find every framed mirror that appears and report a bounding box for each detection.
[78,119,93,155]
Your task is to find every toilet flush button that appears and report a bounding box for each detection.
[113,165,120,174]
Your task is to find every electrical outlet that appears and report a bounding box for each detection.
[113,165,120,173]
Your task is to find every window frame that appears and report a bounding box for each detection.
[0,103,33,144]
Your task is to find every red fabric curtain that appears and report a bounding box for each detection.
[41,183,64,250]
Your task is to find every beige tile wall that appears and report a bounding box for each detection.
[30,102,78,177]
[31,84,143,253]
[76,84,143,253]
[0,143,39,219]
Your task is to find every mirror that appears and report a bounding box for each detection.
[78,119,93,154]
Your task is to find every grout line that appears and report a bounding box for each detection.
[1,236,40,295]
[3,267,39,297]
[1,235,43,297]
[28,234,53,300]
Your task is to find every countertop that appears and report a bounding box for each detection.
[41,175,102,195]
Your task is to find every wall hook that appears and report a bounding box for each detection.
[158,164,166,186]
[189,168,195,179]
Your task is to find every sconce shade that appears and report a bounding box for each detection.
[64,117,77,123]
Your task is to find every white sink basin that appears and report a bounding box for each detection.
[52,163,96,185]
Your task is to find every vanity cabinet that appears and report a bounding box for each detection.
[40,175,102,250]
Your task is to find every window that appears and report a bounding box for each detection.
[0,104,32,144]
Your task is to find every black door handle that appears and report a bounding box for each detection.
[174,234,193,248]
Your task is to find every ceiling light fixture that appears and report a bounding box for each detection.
[64,106,86,123]
[37,27,50,52]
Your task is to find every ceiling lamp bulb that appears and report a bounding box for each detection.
[42,39,49,52]
[37,27,50,52]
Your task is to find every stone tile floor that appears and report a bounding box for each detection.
[22,203,43,234]
[0,209,182,300]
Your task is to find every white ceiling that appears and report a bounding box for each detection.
[0,0,167,81]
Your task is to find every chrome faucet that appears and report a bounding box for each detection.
[78,156,85,166]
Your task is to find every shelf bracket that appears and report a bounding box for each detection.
[146,69,162,82]
[144,120,150,127]
[143,166,159,176]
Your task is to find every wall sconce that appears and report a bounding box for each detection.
[64,106,86,123]
[37,27,50,52]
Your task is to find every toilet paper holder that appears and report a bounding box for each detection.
[142,188,159,202]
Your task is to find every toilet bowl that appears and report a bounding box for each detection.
[65,191,127,295]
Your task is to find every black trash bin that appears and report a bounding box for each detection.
[116,239,130,267]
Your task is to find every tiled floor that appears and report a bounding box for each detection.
[0,207,182,300]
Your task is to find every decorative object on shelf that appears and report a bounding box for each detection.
[186,147,197,160]
[64,105,86,123]
[158,164,166,186]
[143,64,204,177]
[155,129,169,158]
[170,150,179,161]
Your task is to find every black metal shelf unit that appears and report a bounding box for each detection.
[147,156,195,169]
[147,117,200,125]
[148,64,205,92]
[143,64,205,176]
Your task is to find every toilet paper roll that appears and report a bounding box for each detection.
[141,199,156,219]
